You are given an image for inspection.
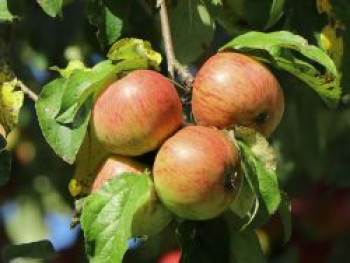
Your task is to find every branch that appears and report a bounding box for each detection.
[17,80,38,102]
[158,0,175,79]
[174,61,194,93]
[157,0,195,92]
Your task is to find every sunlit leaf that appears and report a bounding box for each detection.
[221,31,341,108]
[37,0,63,17]
[0,80,24,133]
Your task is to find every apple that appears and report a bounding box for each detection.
[192,52,284,136]
[91,155,172,237]
[92,70,183,156]
[158,249,181,263]
[153,126,242,220]
[91,155,147,192]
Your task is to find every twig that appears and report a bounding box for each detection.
[158,0,175,79]
[17,80,38,102]
[157,0,195,91]
[173,61,194,93]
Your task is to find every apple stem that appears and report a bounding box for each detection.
[157,0,175,79]
[173,61,194,93]
[17,80,38,102]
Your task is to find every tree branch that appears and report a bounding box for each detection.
[173,61,194,93]
[157,0,195,92]
[17,80,38,102]
[158,0,175,79]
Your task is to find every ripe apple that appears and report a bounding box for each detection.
[192,52,284,136]
[92,70,183,156]
[92,155,172,237]
[91,155,147,192]
[153,126,242,220]
[158,249,181,263]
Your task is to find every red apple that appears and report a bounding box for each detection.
[153,126,242,220]
[192,52,284,136]
[92,155,172,237]
[158,250,181,263]
[92,70,183,156]
[91,155,147,192]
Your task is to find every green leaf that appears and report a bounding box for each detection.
[81,173,158,263]
[278,192,291,244]
[2,240,57,261]
[221,31,341,108]
[177,218,230,263]
[37,0,63,17]
[107,38,162,70]
[0,0,15,21]
[35,78,90,164]
[237,140,281,228]
[0,149,10,186]
[56,60,117,124]
[85,0,123,47]
[170,0,215,64]
[265,0,286,29]
[230,176,259,230]
[230,230,267,263]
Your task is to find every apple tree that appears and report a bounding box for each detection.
[0,0,349,262]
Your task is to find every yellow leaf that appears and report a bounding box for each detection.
[107,38,162,70]
[50,60,89,78]
[317,0,332,15]
[0,80,24,133]
[69,130,108,197]
[319,24,344,68]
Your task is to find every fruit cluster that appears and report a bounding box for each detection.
[85,51,284,234]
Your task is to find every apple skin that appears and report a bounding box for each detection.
[153,126,241,220]
[92,156,172,237]
[92,70,183,156]
[158,250,181,263]
[192,52,284,136]
[91,155,147,192]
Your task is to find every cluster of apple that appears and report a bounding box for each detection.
[89,51,284,226]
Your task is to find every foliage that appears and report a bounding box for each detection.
[0,0,350,262]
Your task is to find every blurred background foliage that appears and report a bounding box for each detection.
[0,0,350,262]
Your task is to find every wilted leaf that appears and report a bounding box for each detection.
[0,80,24,133]
[235,127,277,172]
[107,38,162,70]
[50,60,89,78]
